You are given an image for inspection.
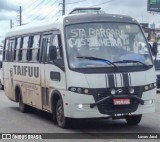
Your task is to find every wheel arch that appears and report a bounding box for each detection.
[15,84,22,102]
[50,90,63,113]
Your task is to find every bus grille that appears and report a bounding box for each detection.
[92,87,143,115]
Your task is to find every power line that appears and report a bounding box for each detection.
[44,8,61,20]
[24,0,60,22]
[27,0,60,22]
[34,8,59,21]
[24,0,59,15]
[23,0,38,9]
[23,0,45,13]
[89,0,115,7]
[66,0,87,5]
[38,5,61,20]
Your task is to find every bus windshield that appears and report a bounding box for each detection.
[65,23,152,69]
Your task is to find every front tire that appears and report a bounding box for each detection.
[125,114,142,125]
[56,99,70,128]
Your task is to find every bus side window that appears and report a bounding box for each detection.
[27,36,34,61]
[49,34,63,60]
[15,38,21,61]
[22,36,29,62]
[31,35,40,62]
[12,38,17,61]
[9,39,16,62]
[3,39,9,61]
[57,34,63,58]
[18,37,24,61]
[48,34,64,68]
[5,39,16,62]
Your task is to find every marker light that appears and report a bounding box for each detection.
[111,89,116,95]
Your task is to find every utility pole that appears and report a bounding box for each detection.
[20,6,22,26]
[62,0,65,15]
[10,19,13,29]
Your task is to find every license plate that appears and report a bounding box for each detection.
[113,98,130,105]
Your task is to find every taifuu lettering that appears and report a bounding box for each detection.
[13,65,39,78]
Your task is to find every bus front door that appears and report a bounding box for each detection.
[41,34,52,111]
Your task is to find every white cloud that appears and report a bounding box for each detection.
[1,0,160,37]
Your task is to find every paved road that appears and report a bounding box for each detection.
[0,90,160,141]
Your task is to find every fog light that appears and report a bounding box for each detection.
[78,104,83,109]
[144,100,153,105]
[111,89,116,95]
[130,88,135,94]
[148,100,153,104]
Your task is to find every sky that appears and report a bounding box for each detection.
[0,0,160,43]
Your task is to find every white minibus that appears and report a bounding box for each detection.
[3,8,156,128]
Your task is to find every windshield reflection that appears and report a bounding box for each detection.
[66,23,152,68]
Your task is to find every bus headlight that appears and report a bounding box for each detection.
[69,87,90,95]
[129,88,135,94]
[149,84,153,89]
[111,89,116,95]
[77,88,82,94]
[144,83,156,92]
[145,85,149,91]
[84,89,89,94]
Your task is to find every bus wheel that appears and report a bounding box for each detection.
[56,99,69,128]
[0,83,4,90]
[125,114,142,125]
[19,93,28,113]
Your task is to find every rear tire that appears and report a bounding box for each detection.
[56,99,70,128]
[125,114,142,125]
[0,83,4,90]
[19,92,28,113]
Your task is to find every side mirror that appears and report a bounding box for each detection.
[149,44,153,55]
[49,46,57,61]
[0,61,2,68]
[151,42,158,57]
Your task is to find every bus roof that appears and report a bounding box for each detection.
[6,12,138,38]
[5,18,64,38]
[63,13,138,26]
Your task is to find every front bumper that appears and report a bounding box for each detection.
[63,89,156,118]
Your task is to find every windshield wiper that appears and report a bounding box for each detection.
[113,60,149,68]
[77,56,118,70]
